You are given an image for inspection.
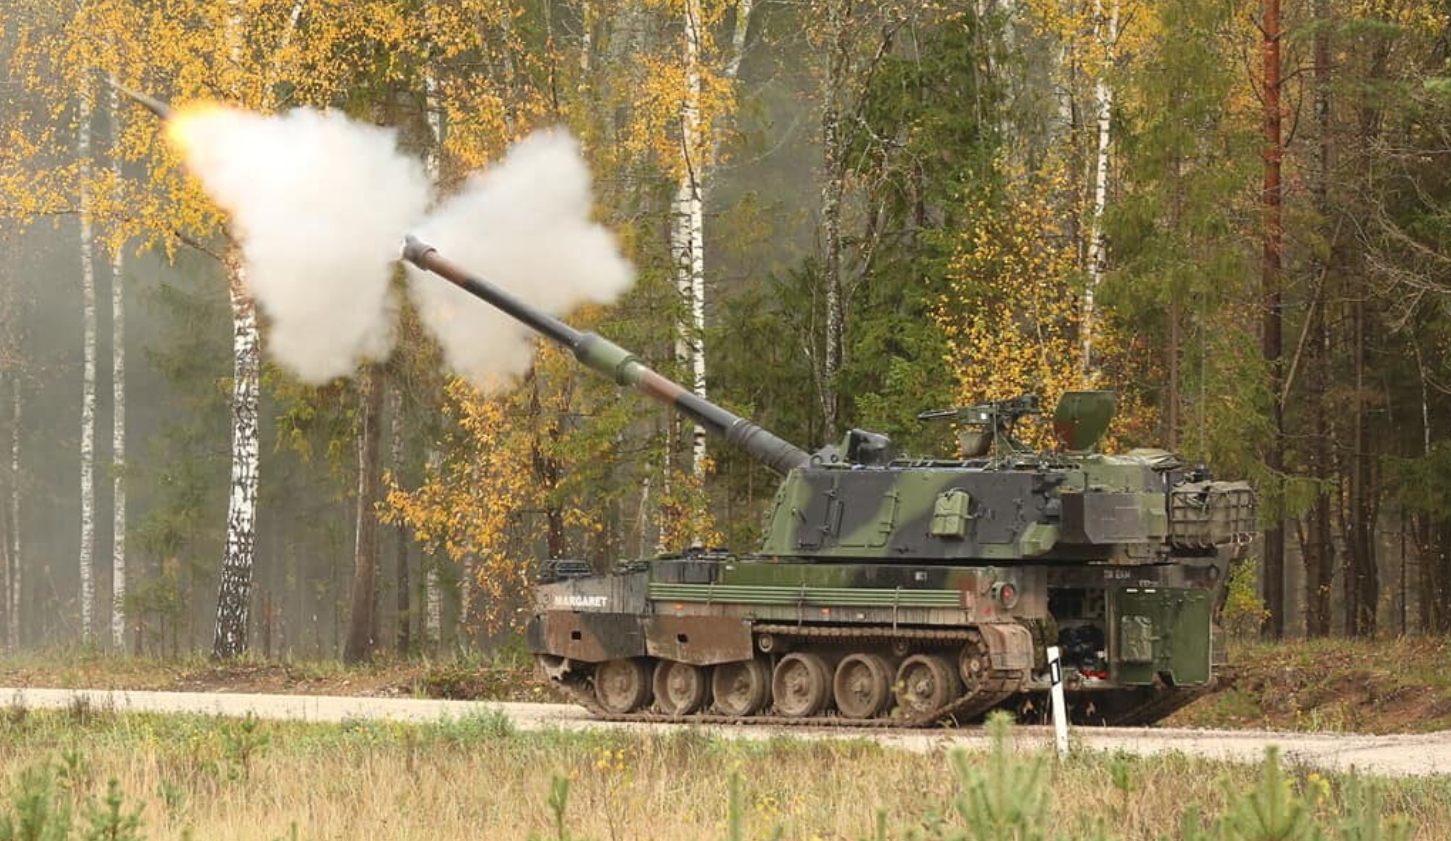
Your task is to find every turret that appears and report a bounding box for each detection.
[401,236,812,475]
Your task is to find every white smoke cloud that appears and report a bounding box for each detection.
[170,107,633,389]
[403,130,635,389]
[169,105,429,383]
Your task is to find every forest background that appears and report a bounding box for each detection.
[0,0,1449,661]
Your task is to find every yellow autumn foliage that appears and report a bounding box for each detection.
[938,156,1154,449]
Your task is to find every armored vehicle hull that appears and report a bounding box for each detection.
[401,237,1255,727]
[528,469,1251,726]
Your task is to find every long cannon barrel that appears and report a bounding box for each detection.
[402,236,812,475]
[108,77,172,119]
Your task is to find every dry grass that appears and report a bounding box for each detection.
[0,646,543,701]
[1169,636,1451,733]
[0,707,1446,841]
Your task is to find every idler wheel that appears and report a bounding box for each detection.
[771,652,832,717]
[653,661,710,715]
[712,659,771,716]
[832,653,893,719]
[593,658,653,714]
[959,640,990,689]
[895,654,962,717]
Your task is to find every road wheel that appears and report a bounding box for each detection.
[594,659,652,714]
[772,652,831,718]
[895,654,962,718]
[833,653,892,719]
[653,661,710,715]
[711,659,771,716]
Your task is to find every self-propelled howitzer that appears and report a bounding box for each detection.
[403,237,1256,727]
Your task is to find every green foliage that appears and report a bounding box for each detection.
[0,766,73,841]
[80,782,143,841]
[0,763,142,841]
[1222,556,1271,639]
[713,5,1007,470]
[919,713,1051,841]
[1104,0,1260,467]
[220,714,270,782]
[528,776,575,841]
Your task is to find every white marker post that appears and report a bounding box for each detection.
[1046,645,1069,758]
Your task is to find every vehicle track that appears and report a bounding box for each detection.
[2,686,1448,778]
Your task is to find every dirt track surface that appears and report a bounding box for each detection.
[4,687,1448,778]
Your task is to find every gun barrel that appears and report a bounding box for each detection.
[402,237,811,475]
[107,77,172,120]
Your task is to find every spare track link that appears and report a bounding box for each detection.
[556,624,1028,729]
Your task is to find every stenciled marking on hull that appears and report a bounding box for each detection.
[552,594,609,609]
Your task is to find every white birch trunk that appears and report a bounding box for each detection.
[109,83,127,651]
[8,379,19,649]
[211,257,261,658]
[457,555,472,649]
[207,0,298,660]
[671,0,708,476]
[1081,0,1118,379]
[77,87,97,643]
[425,565,441,646]
[423,51,444,646]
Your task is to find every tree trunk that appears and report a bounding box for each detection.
[1260,0,1286,639]
[0,366,8,650]
[1081,0,1118,380]
[1303,0,1334,638]
[420,53,444,651]
[109,83,127,652]
[1345,294,1377,636]
[425,559,442,649]
[9,377,20,648]
[344,364,385,663]
[77,85,98,643]
[669,0,709,476]
[1412,346,1446,632]
[388,379,410,654]
[211,254,261,659]
[819,0,849,442]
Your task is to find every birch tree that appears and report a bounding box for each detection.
[2,0,429,655]
[672,0,709,475]
[77,80,98,644]
[1079,0,1119,378]
[109,81,128,651]
[633,0,756,476]
[808,0,930,441]
[210,0,268,660]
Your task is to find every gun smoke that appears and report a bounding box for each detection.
[403,130,634,387]
[167,107,633,388]
[167,105,429,383]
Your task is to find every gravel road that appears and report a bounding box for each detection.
[4,687,1448,778]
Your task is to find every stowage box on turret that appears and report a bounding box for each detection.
[404,237,1256,726]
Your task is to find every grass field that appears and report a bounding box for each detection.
[0,705,1445,841]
